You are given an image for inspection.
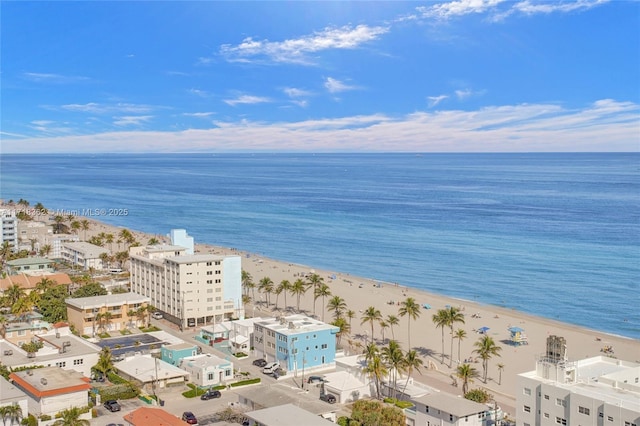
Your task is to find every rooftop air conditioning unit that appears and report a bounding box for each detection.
[40,378,47,385]
[62,341,71,347]
[26,370,33,375]
[27,352,36,358]
[288,322,296,329]
[3,350,12,356]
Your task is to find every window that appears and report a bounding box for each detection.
[608,416,614,422]
[555,417,567,425]
[556,398,566,407]
[73,359,84,365]
[425,406,429,413]
[208,373,214,380]
[56,361,66,367]
[544,413,550,418]
[321,343,328,349]
[523,388,531,396]
[579,407,590,415]
[225,369,231,376]
[544,394,549,400]
[524,406,531,413]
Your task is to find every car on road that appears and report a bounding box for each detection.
[320,393,336,404]
[103,400,121,412]
[252,358,267,367]
[262,361,280,374]
[182,411,198,424]
[307,375,325,384]
[200,389,221,400]
[152,311,163,320]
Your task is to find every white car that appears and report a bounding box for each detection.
[152,312,163,320]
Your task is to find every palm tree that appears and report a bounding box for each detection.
[454,328,467,364]
[12,296,34,320]
[147,237,160,245]
[0,403,23,425]
[362,342,379,364]
[0,241,13,267]
[386,314,399,340]
[364,354,388,400]
[314,283,331,321]
[446,307,465,367]
[3,285,25,308]
[327,295,347,320]
[127,309,137,329]
[346,310,355,333]
[401,349,424,396]
[135,306,147,327]
[52,407,90,426]
[146,305,157,326]
[105,233,114,251]
[381,340,405,400]
[97,311,113,333]
[53,215,65,233]
[360,306,382,344]
[291,279,308,312]
[279,279,291,311]
[258,277,274,307]
[242,270,256,302]
[70,220,81,235]
[456,363,479,394]
[99,252,111,270]
[331,316,350,347]
[242,294,252,307]
[307,273,324,316]
[398,297,421,349]
[473,335,502,383]
[35,277,55,294]
[432,309,448,364]
[81,219,90,240]
[497,363,505,385]
[39,244,52,257]
[379,320,388,342]
[93,347,115,380]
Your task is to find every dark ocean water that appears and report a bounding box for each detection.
[1,153,638,338]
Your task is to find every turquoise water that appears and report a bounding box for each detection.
[1,153,638,338]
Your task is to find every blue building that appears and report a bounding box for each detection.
[160,342,200,366]
[253,314,339,374]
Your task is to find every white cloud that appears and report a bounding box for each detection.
[4,100,637,153]
[324,77,357,94]
[419,0,507,19]
[428,95,449,107]
[283,87,312,98]
[223,95,271,107]
[183,112,215,118]
[188,89,214,98]
[23,72,90,84]
[219,24,389,64]
[58,103,156,114]
[513,0,609,15]
[113,116,153,126]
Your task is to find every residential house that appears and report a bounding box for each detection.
[161,343,200,366]
[253,314,339,375]
[0,273,72,297]
[47,234,79,260]
[129,238,244,330]
[4,257,54,275]
[178,354,233,388]
[61,241,107,270]
[244,403,334,426]
[407,392,490,426]
[227,317,264,353]
[0,311,52,346]
[9,366,92,422]
[123,407,185,426]
[236,386,338,423]
[0,376,29,426]
[65,292,150,337]
[114,354,190,393]
[0,325,101,377]
[17,221,53,253]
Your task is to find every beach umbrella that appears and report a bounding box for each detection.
[508,326,524,333]
[478,326,490,334]
[422,304,431,310]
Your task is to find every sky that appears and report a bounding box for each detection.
[1,0,639,153]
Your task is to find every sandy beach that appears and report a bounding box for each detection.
[70,217,640,417]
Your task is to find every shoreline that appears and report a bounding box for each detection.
[8,209,640,417]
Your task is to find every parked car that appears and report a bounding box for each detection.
[320,393,336,404]
[182,411,198,424]
[262,361,280,374]
[307,375,325,384]
[200,389,222,400]
[152,312,163,320]
[252,358,267,367]
[103,400,121,412]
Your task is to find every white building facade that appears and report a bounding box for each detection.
[130,244,243,330]
[179,354,233,387]
[1,209,18,252]
[61,241,107,270]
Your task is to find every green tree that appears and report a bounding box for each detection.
[331,316,350,347]
[258,277,274,307]
[72,282,107,298]
[401,349,423,396]
[497,363,505,386]
[291,279,308,312]
[105,233,115,251]
[52,407,90,426]
[147,237,159,245]
[306,273,324,316]
[454,328,467,365]
[96,311,113,333]
[446,307,465,367]
[0,403,23,425]
[346,310,355,333]
[3,285,25,308]
[93,347,115,379]
[279,279,291,310]
[386,314,399,340]
[381,340,405,400]
[364,354,388,400]
[314,283,331,321]
[464,388,493,404]
[473,335,502,383]
[432,309,448,364]
[53,215,65,234]
[80,219,90,241]
[456,363,479,394]
[39,244,52,257]
[70,220,81,235]
[272,282,284,311]
[398,297,421,349]
[38,285,69,323]
[350,399,405,426]
[145,305,157,327]
[360,306,382,345]
[327,295,347,320]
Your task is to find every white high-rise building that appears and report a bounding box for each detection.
[517,336,640,426]
[0,209,18,252]
[130,244,243,329]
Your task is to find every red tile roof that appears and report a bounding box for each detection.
[0,273,72,292]
[123,407,184,426]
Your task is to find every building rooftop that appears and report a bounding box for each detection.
[256,314,339,336]
[63,241,108,258]
[0,328,101,368]
[9,366,91,398]
[123,407,184,426]
[413,392,489,417]
[0,273,72,292]
[181,353,230,369]
[0,376,28,403]
[245,403,334,426]
[164,342,198,351]
[65,292,149,309]
[237,385,338,416]
[143,245,186,253]
[323,371,366,391]
[166,254,226,264]
[115,354,190,383]
[6,257,53,266]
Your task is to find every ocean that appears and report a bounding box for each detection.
[1,153,638,339]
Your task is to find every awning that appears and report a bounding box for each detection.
[231,335,249,344]
[508,327,524,333]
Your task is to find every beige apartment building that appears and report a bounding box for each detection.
[129,245,243,330]
[66,292,150,336]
